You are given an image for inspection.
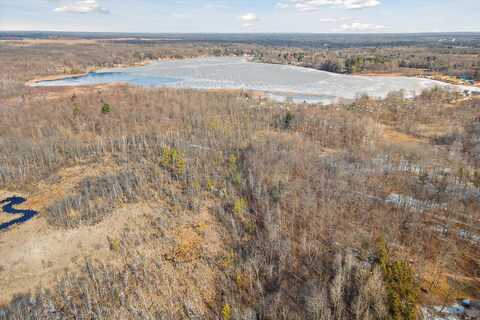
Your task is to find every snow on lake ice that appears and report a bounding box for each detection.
[33,57,480,104]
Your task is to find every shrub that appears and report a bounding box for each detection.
[471,170,480,189]
[233,197,247,215]
[243,218,256,235]
[221,250,236,270]
[161,146,186,177]
[69,67,83,74]
[108,237,122,253]
[222,304,232,320]
[72,104,81,118]
[227,153,242,186]
[274,111,296,130]
[283,111,295,129]
[377,237,419,320]
[228,154,238,173]
[101,102,113,114]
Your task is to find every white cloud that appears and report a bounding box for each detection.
[318,17,351,22]
[240,13,259,28]
[276,3,290,9]
[340,22,386,31]
[241,13,259,22]
[53,0,109,14]
[277,0,381,11]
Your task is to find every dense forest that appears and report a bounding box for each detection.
[0,38,479,320]
[253,47,480,82]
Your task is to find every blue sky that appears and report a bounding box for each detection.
[1,0,479,33]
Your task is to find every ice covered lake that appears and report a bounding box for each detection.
[33,57,479,104]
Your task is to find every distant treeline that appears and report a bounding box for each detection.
[253,46,480,80]
[2,31,480,48]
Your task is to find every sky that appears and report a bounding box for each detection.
[0,0,479,33]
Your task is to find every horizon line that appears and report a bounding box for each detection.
[1,30,480,35]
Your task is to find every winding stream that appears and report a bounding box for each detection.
[0,197,38,231]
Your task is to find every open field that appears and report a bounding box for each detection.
[0,39,99,46]
[0,37,479,319]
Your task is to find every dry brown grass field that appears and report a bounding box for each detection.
[0,40,479,320]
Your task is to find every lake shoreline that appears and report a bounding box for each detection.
[25,58,159,86]
[27,56,480,103]
[23,56,426,87]
[353,72,480,88]
[25,55,214,87]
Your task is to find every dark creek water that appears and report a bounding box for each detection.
[0,196,38,231]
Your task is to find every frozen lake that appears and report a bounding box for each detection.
[34,57,479,104]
